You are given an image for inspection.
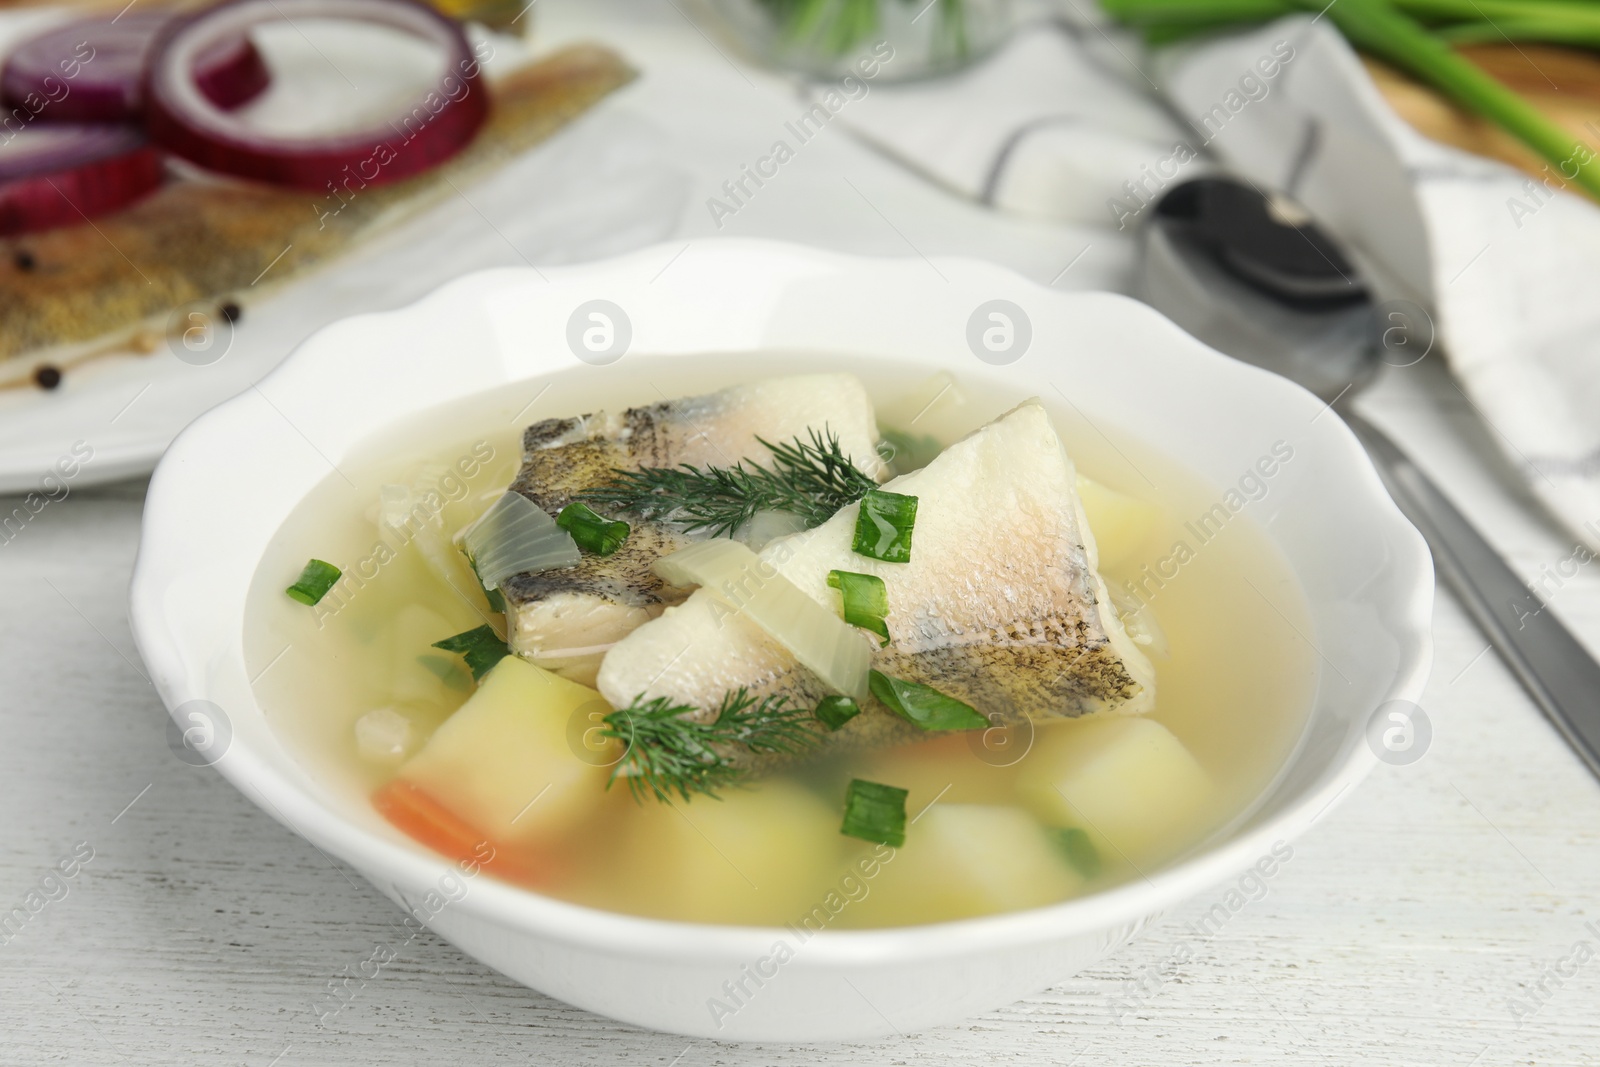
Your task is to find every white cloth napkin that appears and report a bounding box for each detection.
[835,15,1600,552]
[821,26,1208,224]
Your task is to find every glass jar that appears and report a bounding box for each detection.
[702,0,1015,82]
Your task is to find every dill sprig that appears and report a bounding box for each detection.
[577,428,877,538]
[600,688,820,803]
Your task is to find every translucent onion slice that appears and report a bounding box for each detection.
[458,492,580,590]
[732,508,809,551]
[654,539,871,700]
[380,481,499,626]
[142,0,488,190]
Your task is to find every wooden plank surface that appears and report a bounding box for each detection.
[3,434,1598,1064]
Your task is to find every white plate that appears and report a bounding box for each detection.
[0,18,684,494]
[130,239,1433,1041]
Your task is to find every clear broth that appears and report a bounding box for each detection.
[245,356,1316,928]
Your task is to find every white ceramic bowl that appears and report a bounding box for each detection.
[130,239,1433,1042]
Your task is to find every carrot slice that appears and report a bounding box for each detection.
[372,779,549,886]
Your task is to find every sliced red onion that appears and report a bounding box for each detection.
[192,29,271,110]
[143,0,489,191]
[0,124,163,237]
[0,12,270,124]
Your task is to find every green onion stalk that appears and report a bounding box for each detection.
[1434,19,1600,48]
[1102,0,1600,201]
[752,0,971,59]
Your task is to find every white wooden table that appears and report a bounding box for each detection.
[4,2,1599,1064]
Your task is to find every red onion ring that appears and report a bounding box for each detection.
[0,12,270,124]
[0,124,163,236]
[143,0,490,191]
[192,29,271,110]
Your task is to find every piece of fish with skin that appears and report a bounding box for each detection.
[596,400,1157,770]
[502,373,886,684]
[0,45,635,387]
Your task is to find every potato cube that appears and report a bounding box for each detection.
[1076,475,1164,572]
[398,656,616,845]
[844,804,1085,927]
[1017,716,1213,865]
[606,779,846,926]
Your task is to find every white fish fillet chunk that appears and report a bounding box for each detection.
[596,400,1156,758]
[503,373,885,683]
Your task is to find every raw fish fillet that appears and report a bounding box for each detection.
[0,45,634,387]
[504,374,886,683]
[596,401,1156,762]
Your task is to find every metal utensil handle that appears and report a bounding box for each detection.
[1343,410,1600,778]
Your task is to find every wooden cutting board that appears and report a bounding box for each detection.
[1366,43,1600,197]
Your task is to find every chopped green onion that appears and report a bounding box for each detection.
[556,502,631,556]
[826,569,891,646]
[419,653,473,692]
[813,694,862,731]
[1049,827,1102,879]
[466,555,506,614]
[431,625,510,681]
[877,428,942,474]
[840,778,908,847]
[852,489,917,563]
[285,559,341,606]
[868,669,987,731]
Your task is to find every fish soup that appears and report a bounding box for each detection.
[246,358,1315,928]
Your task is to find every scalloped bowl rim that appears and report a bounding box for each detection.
[130,238,1433,970]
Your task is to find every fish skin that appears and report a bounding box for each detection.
[503,374,886,683]
[0,45,635,384]
[595,400,1157,770]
